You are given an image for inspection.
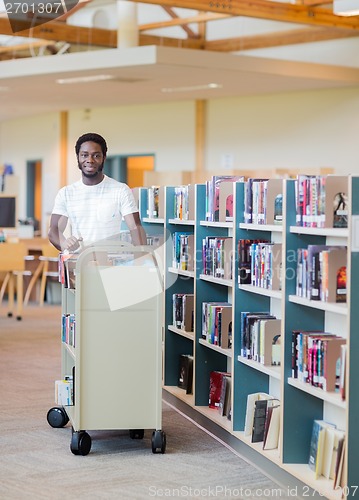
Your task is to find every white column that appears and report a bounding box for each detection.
[117,1,139,48]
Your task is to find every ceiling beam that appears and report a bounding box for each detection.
[130,0,359,30]
[161,6,199,38]
[0,39,56,54]
[197,11,207,46]
[1,21,358,54]
[0,17,117,46]
[138,11,230,31]
[139,33,203,49]
[0,19,204,50]
[206,26,359,51]
[1,5,359,55]
[299,0,333,5]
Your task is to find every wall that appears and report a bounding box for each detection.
[1,87,359,235]
[66,102,196,185]
[0,113,61,235]
[206,87,359,174]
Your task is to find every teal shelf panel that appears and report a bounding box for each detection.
[282,385,323,463]
[232,181,280,431]
[164,186,195,388]
[232,363,269,431]
[164,331,193,387]
[194,343,228,407]
[348,176,359,486]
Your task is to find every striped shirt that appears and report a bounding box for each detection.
[52,175,138,245]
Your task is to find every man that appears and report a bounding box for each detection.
[48,132,146,251]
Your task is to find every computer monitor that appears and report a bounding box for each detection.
[0,195,17,229]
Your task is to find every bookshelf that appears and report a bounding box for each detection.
[163,185,196,403]
[233,180,283,460]
[161,176,357,498]
[133,186,165,239]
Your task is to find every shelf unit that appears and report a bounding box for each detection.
[282,178,355,498]
[163,186,196,406]
[134,186,165,241]
[158,177,357,497]
[233,180,283,458]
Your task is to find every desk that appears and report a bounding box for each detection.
[20,237,50,252]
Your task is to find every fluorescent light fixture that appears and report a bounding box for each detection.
[56,74,115,84]
[161,83,222,93]
[333,0,359,15]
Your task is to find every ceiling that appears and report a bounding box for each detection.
[1,44,359,122]
[1,0,359,122]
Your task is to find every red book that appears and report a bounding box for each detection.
[209,371,231,409]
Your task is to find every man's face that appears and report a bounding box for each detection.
[78,141,105,178]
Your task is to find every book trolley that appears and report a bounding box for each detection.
[47,242,166,456]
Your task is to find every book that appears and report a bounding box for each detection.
[336,264,347,303]
[244,392,271,436]
[321,337,346,392]
[209,371,231,409]
[177,354,194,394]
[333,436,346,490]
[147,186,160,218]
[322,427,346,480]
[274,193,283,225]
[258,318,281,366]
[251,399,269,443]
[240,312,276,359]
[339,344,347,400]
[251,398,278,443]
[308,420,336,478]
[205,175,243,222]
[333,191,348,228]
[263,403,281,450]
[307,244,330,300]
[218,374,232,417]
[202,301,231,344]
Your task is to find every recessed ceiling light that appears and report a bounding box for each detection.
[56,75,115,84]
[161,83,222,93]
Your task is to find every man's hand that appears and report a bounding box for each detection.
[63,236,83,252]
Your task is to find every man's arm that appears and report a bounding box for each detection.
[48,213,81,252]
[124,212,147,246]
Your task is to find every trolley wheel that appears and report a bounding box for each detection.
[47,407,69,428]
[129,429,144,439]
[16,316,22,321]
[70,431,92,456]
[151,430,166,454]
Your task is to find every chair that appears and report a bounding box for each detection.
[0,242,27,320]
[23,243,60,306]
[39,244,60,306]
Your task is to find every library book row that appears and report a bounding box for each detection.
[133,173,357,499]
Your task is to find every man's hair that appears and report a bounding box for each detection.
[75,133,108,156]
